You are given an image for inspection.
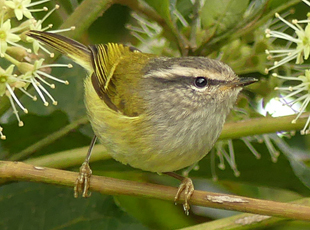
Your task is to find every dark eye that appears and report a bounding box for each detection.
[194,77,208,88]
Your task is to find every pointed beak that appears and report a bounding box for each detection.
[233,77,258,87]
[228,77,258,88]
[219,77,258,91]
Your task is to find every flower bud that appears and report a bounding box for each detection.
[17,62,34,74]
[6,47,28,61]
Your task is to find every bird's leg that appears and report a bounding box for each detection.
[74,135,97,198]
[164,172,194,215]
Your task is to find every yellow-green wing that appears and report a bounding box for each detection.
[26,30,92,72]
[89,44,153,116]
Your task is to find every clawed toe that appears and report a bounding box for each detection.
[174,177,194,215]
[74,161,92,198]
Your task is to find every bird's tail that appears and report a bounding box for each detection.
[27,30,92,72]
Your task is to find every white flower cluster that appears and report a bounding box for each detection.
[265,0,310,134]
[0,0,74,140]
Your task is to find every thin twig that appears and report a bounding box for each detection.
[220,113,309,140]
[10,112,309,163]
[23,144,110,169]
[195,0,300,55]
[60,0,114,39]
[189,0,201,51]
[8,116,89,161]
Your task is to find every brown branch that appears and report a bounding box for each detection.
[180,198,310,230]
[1,161,310,221]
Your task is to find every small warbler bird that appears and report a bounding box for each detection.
[27,30,257,213]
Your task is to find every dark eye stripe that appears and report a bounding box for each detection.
[151,75,229,87]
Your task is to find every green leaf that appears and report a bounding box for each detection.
[201,0,249,34]
[267,0,299,9]
[274,137,310,191]
[114,196,196,229]
[0,182,148,230]
[88,4,131,44]
[144,0,173,26]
